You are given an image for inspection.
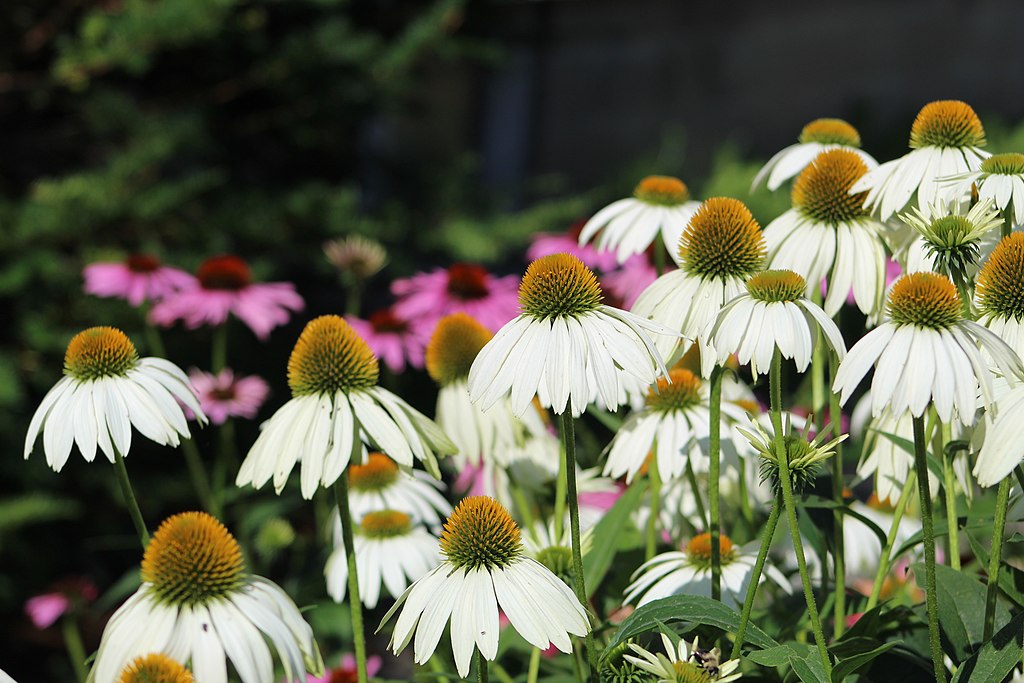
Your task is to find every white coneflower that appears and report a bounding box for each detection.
[468,253,671,417]
[753,117,876,192]
[944,152,1024,227]
[625,633,743,683]
[323,234,388,280]
[236,315,457,499]
[325,510,439,609]
[578,175,702,264]
[975,233,1024,355]
[900,199,1002,284]
[852,100,990,220]
[737,414,847,497]
[90,512,323,683]
[24,326,206,472]
[115,654,194,683]
[853,403,937,504]
[834,272,1024,425]
[631,197,767,362]
[764,149,889,318]
[379,496,590,677]
[345,452,451,526]
[706,270,846,377]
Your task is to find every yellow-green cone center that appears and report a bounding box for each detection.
[519,253,603,320]
[887,272,961,329]
[977,233,1024,321]
[909,100,985,149]
[360,510,413,539]
[792,149,871,225]
[439,496,522,570]
[536,546,573,580]
[633,175,691,206]
[141,512,246,607]
[63,327,140,381]
[117,654,195,683]
[645,368,703,413]
[671,661,716,683]
[798,118,861,147]
[679,197,766,280]
[426,313,493,385]
[981,152,1024,176]
[348,453,400,492]
[287,315,379,396]
[746,270,806,303]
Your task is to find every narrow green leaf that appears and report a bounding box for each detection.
[789,649,830,683]
[746,644,795,667]
[584,479,645,598]
[950,612,1024,682]
[800,495,887,549]
[964,529,1024,608]
[830,641,900,682]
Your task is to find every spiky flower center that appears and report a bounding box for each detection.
[909,100,985,149]
[792,149,870,225]
[348,453,400,491]
[197,255,252,291]
[64,327,140,381]
[287,315,379,396]
[126,254,161,273]
[645,368,703,413]
[686,532,736,569]
[633,175,691,206]
[977,233,1024,321]
[679,197,765,280]
[759,435,828,494]
[981,152,1024,176]
[447,263,491,300]
[746,270,806,303]
[518,253,603,320]
[360,510,412,538]
[670,661,716,683]
[369,309,408,334]
[798,118,861,147]
[141,511,245,607]
[887,272,961,329]
[117,654,195,683]
[426,313,493,385]
[439,496,522,570]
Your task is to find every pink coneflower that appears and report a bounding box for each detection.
[305,653,382,683]
[527,221,620,272]
[602,254,658,309]
[186,368,270,425]
[25,578,98,629]
[150,255,304,339]
[83,254,195,307]
[391,263,520,333]
[346,308,427,373]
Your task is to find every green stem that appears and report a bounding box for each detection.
[211,323,228,374]
[828,351,846,639]
[685,459,708,529]
[940,422,960,570]
[1003,204,1014,239]
[143,318,167,359]
[708,366,724,601]
[509,479,538,533]
[333,474,368,683]
[112,447,149,548]
[866,470,917,611]
[984,477,1012,641]
[736,456,755,532]
[554,437,568,546]
[180,438,219,517]
[345,277,364,317]
[491,661,515,683]
[770,349,832,675]
[730,494,783,659]
[560,412,597,677]
[477,648,489,683]
[914,415,947,682]
[527,647,541,683]
[62,617,87,683]
[646,457,662,561]
[654,243,666,276]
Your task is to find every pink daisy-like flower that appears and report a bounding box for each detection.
[391,263,520,333]
[83,254,195,308]
[305,653,381,683]
[24,578,98,629]
[150,255,304,339]
[527,221,620,272]
[602,254,658,309]
[186,368,270,425]
[345,308,427,373]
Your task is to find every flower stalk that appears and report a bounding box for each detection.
[913,415,947,682]
[333,473,368,683]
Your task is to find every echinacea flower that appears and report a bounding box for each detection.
[974,232,1024,354]
[150,255,304,340]
[186,368,269,425]
[379,496,590,677]
[24,327,206,472]
[345,452,451,526]
[852,100,990,221]
[116,654,194,683]
[391,263,520,334]
[900,199,1002,284]
[307,654,382,683]
[944,152,1024,227]
[578,175,702,264]
[84,254,195,308]
[706,270,846,377]
[764,149,890,318]
[346,308,427,373]
[236,315,457,499]
[853,403,936,504]
[25,578,97,629]
[833,272,1024,425]
[736,414,846,496]
[468,253,672,417]
[323,235,388,280]
[90,512,323,683]
[623,531,788,609]
[632,197,767,362]
[527,222,620,272]
[752,117,877,192]
[625,633,742,683]
[325,510,439,609]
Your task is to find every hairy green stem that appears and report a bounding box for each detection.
[730,494,782,659]
[113,447,149,548]
[984,477,1012,641]
[709,366,724,601]
[866,471,917,611]
[527,647,541,683]
[914,415,947,682]
[477,648,489,683]
[333,474,368,683]
[940,422,960,569]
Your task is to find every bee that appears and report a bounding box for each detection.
[690,646,721,677]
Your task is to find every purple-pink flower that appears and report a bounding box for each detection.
[306,653,381,683]
[601,254,658,309]
[527,221,620,273]
[83,254,195,307]
[186,368,270,425]
[150,255,304,339]
[24,578,98,629]
[391,263,520,334]
[345,308,427,373]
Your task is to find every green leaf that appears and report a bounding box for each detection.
[602,595,779,659]
[799,495,887,549]
[746,644,796,667]
[787,644,831,683]
[584,479,645,598]
[830,641,900,682]
[964,529,1024,608]
[950,612,1024,682]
